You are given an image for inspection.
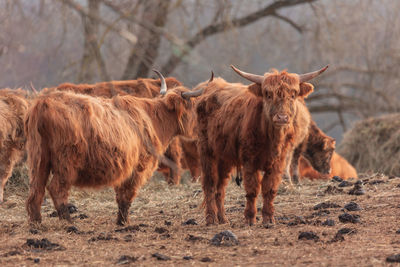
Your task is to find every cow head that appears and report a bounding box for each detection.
[305,136,336,174]
[231,65,328,128]
[153,70,208,137]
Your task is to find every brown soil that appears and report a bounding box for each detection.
[1,173,400,266]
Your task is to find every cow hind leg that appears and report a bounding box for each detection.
[0,162,13,204]
[201,158,219,225]
[243,168,262,226]
[47,171,74,222]
[114,176,140,226]
[215,163,230,224]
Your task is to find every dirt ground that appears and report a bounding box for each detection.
[1,172,400,266]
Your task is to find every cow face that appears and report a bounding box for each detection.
[305,137,336,174]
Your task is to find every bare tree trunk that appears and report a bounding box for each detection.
[78,0,109,83]
[121,0,170,80]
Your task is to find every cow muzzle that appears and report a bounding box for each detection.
[273,114,289,125]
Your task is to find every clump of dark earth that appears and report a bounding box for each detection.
[182,219,198,225]
[186,234,205,242]
[337,228,357,235]
[313,201,341,210]
[3,250,22,257]
[200,257,212,262]
[369,179,385,185]
[298,231,319,241]
[387,254,400,263]
[348,183,365,195]
[339,213,360,223]
[322,219,335,226]
[332,176,343,182]
[66,226,80,234]
[138,223,148,227]
[287,216,307,226]
[311,210,330,217]
[344,202,362,211]
[152,253,170,261]
[88,233,118,242]
[164,220,172,226]
[67,204,78,214]
[29,229,39,235]
[183,256,194,260]
[115,225,140,233]
[154,227,168,234]
[338,181,353,187]
[25,238,65,251]
[159,210,164,214]
[74,213,88,220]
[389,176,396,179]
[33,258,40,263]
[324,185,344,195]
[49,211,58,218]
[117,255,138,264]
[123,234,133,242]
[159,245,166,249]
[210,231,239,246]
[396,229,400,234]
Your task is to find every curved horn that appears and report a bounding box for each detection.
[209,71,214,83]
[298,65,329,83]
[153,69,167,95]
[182,70,214,100]
[230,65,263,85]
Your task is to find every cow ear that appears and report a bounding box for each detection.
[166,94,185,116]
[299,82,314,98]
[248,83,262,97]
[324,137,336,150]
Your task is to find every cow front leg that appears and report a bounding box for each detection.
[114,177,140,226]
[290,147,302,184]
[282,151,293,185]
[261,168,282,224]
[243,168,261,226]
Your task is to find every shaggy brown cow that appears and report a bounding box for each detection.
[196,65,327,225]
[299,152,357,180]
[0,89,29,203]
[285,120,336,184]
[25,73,203,225]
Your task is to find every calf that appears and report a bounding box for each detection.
[25,73,203,225]
[196,65,327,225]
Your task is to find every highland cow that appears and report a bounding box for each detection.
[0,89,29,203]
[24,72,203,225]
[196,65,327,225]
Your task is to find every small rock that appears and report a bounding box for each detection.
[387,254,400,263]
[298,231,319,241]
[200,257,212,262]
[33,258,40,264]
[182,219,198,225]
[322,219,335,226]
[210,230,239,246]
[344,202,362,211]
[338,213,360,223]
[152,253,170,261]
[66,226,80,234]
[117,255,137,264]
[396,229,400,234]
[183,256,193,260]
[159,210,164,214]
[338,180,353,187]
[332,176,343,182]
[313,201,341,210]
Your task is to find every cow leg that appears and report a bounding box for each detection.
[0,149,19,204]
[114,177,140,226]
[201,156,219,225]
[215,162,230,224]
[261,168,282,224]
[164,138,182,185]
[47,171,74,222]
[282,151,293,185]
[243,167,261,226]
[290,146,302,184]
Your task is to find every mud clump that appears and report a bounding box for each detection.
[287,216,307,226]
[298,231,319,241]
[344,202,362,211]
[348,182,366,195]
[332,176,343,182]
[186,234,205,242]
[324,185,344,195]
[200,257,212,262]
[154,227,168,234]
[313,201,341,210]
[387,254,400,263]
[339,213,360,223]
[115,225,140,233]
[117,255,138,264]
[66,226,81,234]
[152,253,170,261]
[88,233,118,242]
[337,228,357,235]
[25,238,65,251]
[338,181,353,187]
[210,231,239,246]
[182,219,198,225]
[183,256,194,260]
[321,219,335,226]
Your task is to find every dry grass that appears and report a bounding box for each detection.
[339,113,400,176]
[1,172,400,266]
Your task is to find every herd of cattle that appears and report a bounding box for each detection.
[0,65,358,226]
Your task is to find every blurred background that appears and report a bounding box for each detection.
[1,0,400,142]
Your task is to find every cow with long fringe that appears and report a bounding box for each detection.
[196,65,327,225]
[0,89,29,204]
[24,72,203,225]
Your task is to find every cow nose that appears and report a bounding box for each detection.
[274,114,288,124]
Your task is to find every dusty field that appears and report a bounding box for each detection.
[1,172,400,266]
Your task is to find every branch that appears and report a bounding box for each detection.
[271,12,303,33]
[58,0,138,44]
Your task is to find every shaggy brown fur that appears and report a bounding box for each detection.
[287,120,336,184]
[48,77,186,185]
[25,86,197,225]
[299,152,357,180]
[196,72,316,226]
[0,90,29,203]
